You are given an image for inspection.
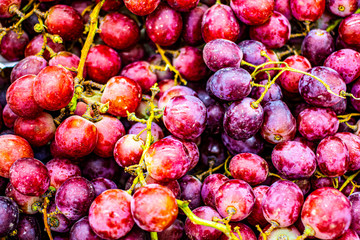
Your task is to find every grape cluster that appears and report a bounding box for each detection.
[0,0,360,239]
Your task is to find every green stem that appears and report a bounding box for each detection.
[150,232,158,240]
[339,170,360,192]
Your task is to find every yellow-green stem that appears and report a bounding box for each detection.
[339,169,360,192]
[150,232,158,240]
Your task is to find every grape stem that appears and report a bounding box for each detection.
[150,232,158,240]
[339,169,360,192]
[338,113,360,123]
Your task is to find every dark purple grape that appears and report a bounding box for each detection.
[301,29,335,66]
[48,202,74,233]
[200,135,227,167]
[119,44,145,66]
[230,0,274,25]
[69,217,102,240]
[55,176,95,221]
[324,48,360,84]
[316,136,349,177]
[229,153,268,186]
[80,156,120,180]
[207,67,252,101]
[178,175,202,210]
[46,158,81,190]
[201,3,242,43]
[351,78,360,112]
[203,39,243,72]
[271,141,316,179]
[201,173,229,208]
[206,102,225,135]
[0,30,29,61]
[290,0,325,21]
[223,97,264,140]
[9,158,50,197]
[262,180,304,227]
[298,107,339,141]
[215,179,255,221]
[185,206,222,240]
[250,80,283,104]
[91,177,117,197]
[249,11,291,49]
[182,4,208,46]
[222,132,264,155]
[0,196,19,237]
[261,100,296,144]
[16,215,41,240]
[119,225,148,240]
[158,219,184,240]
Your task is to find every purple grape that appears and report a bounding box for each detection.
[69,217,102,240]
[316,136,349,177]
[200,135,227,167]
[121,61,157,92]
[327,0,358,17]
[222,132,265,155]
[223,97,264,140]
[55,176,95,221]
[275,0,292,20]
[0,30,29,61]
[158,85,198,109]
[182,4,208,46]
[301,29,335,66]
[272,141,316,179]
[10,56,47,83]
[206,102,225,135]
[91,177,117,197]
[250,80,283,105]
[5,183,41,215]
[158,219,184,240]
[128,122,164,143]
[201,173,229,209]
[80,156,120,180]
[48,201,74,233]
[16,215,41,240]
[207,67,252,101]
[178,175,202,210]
[203,39,243,72]
[349,192,360,235]
[0,196,19,237]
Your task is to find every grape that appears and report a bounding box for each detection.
[203,39,243,72]
[99,12,140,50]
[327,0,358,17]
[349,192,360,235]
[178,175,202,210]
[301,188,351,239]
[16,215,41,240]
[10,56,47,83]
[93,115,125,158]
[145,3,183,46]
[324,48,360,84]
[128,122,164,143]
[0,30,29,61]
[9,158,50,196]
[0,196,19,237]
[249,11,291,49]
[200,135,227,167]
[114,134,144,168]
[49,51,83,78]
[45,5,84,41]
[46,158,81,190]
[201,174,229,208]
[339,13,360,46]
[262,180,304,227]
[215,179,255,221]
[201,3,242,43]
[351,79,360,112]
[48,201,74,233]
[274,0,292,20]
[131,184,178,232]
[278,55,312,94]
[316,136,349,177]
[219,222,257,240]
[101,76,142,117]
[299,66,346,107]
[182,4,208,46]
[258,225,301,240]
[14,112,56,147]
[89,189,134,239]
[271,141,316,179]
[261,100,296,144]
[222,132,265,155]
[6,74,43,118]
[25,34,65,61]
[301,29,335,66]
[290,0,325,21]
[250,80,283,104]
[119,44,145,66]
[206,102,225,135]
[207,67,252,101]
[80,156,120,180]
[148,54,175,81]
[55,176,95,221]
[0,0,21,18]
[55,116,98,159]
[85,44,122,84]
[246,185,270,228]
[229,153,269,186]
[230,0,274,25]
[95,0,123,11]
[158,219,184,240]
[91,177,117,197]
[334,229,360,240]
[123,0,160,16]
[223,97,264,140]
[158,85,198,109]
[184,206,222,240]
[121,61,157,92]
[0,135,33,178]
[335,132,360,171]
[69,217,102,240]
[298,107,339,141]
[165,135,199,170]
[0,105,16,128]
[163,95,207,140]
[144,138,190,182]
[33,66,74,111]
[119,225,148,240]
[172,46,207,82]
[5,183,42,214]
[167,0,199,12]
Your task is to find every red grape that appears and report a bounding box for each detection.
[182,4,208,45]
[10,56,47,83]
[0,30,29,61]
[247,185,270,228]
[45,158,81,190]
[123,0,160,16]
[230,0,274,25]
[121,61,157,92]
[49,51,83,78]
[201,173,229,208]
[25,34,65,61]
[290,0,325,21]
[0,0,21,18]
[339,13,360,46]
[114,134,144,168]
[5,183,42,214]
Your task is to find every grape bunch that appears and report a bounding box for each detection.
[0,0,360,239]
